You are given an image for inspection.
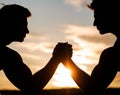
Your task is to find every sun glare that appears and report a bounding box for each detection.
[52,64,78,88]
[52,50,90,88]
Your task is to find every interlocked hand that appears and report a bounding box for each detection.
[53,42,72,63]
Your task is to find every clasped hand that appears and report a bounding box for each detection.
[52,42,73,64]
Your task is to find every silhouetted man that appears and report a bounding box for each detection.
[61,0,120,95]
[0,4,72,95]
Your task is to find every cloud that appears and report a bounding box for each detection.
[0,3,5,8]
[64,0,87,11]
[10,34,56,53]
[62,24,116,65]
[18,42,54,53]
[8,33,58,73]
[63,24,116,47]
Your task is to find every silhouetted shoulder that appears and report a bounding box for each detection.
[99,46,120,71]
[0,46,23,69]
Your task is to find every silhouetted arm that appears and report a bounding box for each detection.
[32,56,60,89]
[2,46,62,94]
[63,47,118,95]
[32,42,72,89]
[2,50,35,94]
[64,58,92,94]
[3,56,60,94]
[90,48,118,94]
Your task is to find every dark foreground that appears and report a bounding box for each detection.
[0,88,120,95]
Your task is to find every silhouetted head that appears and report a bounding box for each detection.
[0,4,31,45]
[89,0,120,37]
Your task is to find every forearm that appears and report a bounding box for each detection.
[32,56,60,89]
[65,59,92,91]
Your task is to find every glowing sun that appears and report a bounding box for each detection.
[52,64,78,88]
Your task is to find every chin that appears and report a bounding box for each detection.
[99,31,105,34]
[20,39,24,42]
[100,32,105,35]
[16,39,24,42]
[99,30,109,34]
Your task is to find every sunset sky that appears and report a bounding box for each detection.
[0,0,120,90]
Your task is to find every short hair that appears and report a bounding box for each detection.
[89,0,118,10]
[0,4,31,23]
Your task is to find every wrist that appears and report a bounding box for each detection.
[51,56,61,63]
